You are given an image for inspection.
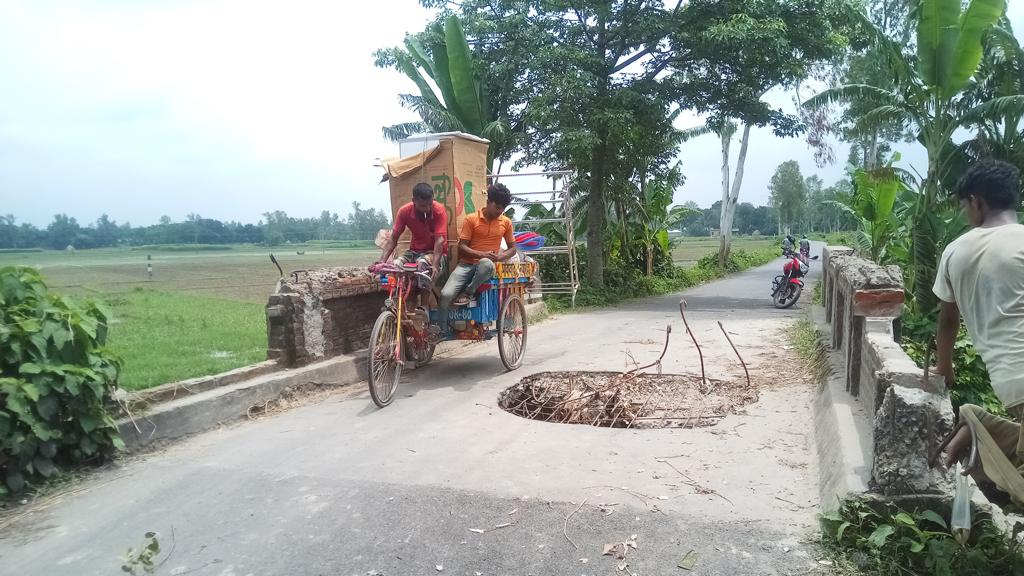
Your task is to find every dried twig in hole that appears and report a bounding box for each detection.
[563,498,587,550]
[658,460,734,507]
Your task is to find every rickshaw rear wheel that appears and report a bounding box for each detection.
[368,310,402,408]
[498,294,527,371]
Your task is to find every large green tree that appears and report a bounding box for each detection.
[834,0,914,170]
[46,214,80,250]
[673,0,853,266]
[415,0,687,287]
[768,160,806,234]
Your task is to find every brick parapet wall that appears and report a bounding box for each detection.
[266,267,386,366]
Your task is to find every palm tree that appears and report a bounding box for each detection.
[379,15,509,170]
[806,0,1019,314]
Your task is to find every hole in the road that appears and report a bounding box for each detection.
[498,371,756,429]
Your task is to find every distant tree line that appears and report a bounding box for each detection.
[0,202,391,250]
[677,173,857,238]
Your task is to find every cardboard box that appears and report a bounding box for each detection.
[383,133,489,262]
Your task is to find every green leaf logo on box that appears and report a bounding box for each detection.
[431,174,475,222]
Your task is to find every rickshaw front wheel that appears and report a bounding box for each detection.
[368,310,402,408]
[498,294,528,371]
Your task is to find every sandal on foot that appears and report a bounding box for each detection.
[453,294,470,306]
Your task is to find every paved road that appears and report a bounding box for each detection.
[1,246,826,576]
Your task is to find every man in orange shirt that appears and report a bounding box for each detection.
[437,183,517,333]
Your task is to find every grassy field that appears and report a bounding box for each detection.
[1,237,774,390]
[0,245,380,390]
[105,290,268,390]
[671,235,778,266]
[0,245,379,303]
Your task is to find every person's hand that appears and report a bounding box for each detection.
[485,251,500,261]
[431,263,440,281]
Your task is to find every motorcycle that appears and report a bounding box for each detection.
[772,250,818,309]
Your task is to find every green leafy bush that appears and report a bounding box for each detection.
[0,266,124,496]
[821,498,1024,575]
[695,247,778,273]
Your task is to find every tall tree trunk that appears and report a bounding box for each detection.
[867,131,879,170]
[718,124,752,267]
[587,138,607,287]
[717,127,732,266]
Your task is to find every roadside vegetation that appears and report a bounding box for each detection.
[1,267,123,497]
[820,499,1024,576]
[803,0,1022,418]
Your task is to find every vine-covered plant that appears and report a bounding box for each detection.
[0,266,124,495]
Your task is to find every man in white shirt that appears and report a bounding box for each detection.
[932,160,1024,498]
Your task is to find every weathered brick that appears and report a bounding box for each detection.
[265,266,387,367]
[852,288,905,317]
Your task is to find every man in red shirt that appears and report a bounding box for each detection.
[379,182,448,280]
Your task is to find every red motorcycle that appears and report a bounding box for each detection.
[772,250,818,309]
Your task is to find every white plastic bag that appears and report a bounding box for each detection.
[951,462,972,545]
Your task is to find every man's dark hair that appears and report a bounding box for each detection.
[487,182,512,208]
[955,159,1020,210]
[412,182,433,201]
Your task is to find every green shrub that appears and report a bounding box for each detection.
[695,247,778,273]
[0,266,124,496]
[825,231,859,248]
[821,498,1024,575]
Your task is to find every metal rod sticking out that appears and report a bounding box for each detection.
[678,300,706,387]
[625,326,672,376]
[717,321,750,388]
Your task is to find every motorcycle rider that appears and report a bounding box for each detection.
[781,234,796,256]
[799,234,811,258]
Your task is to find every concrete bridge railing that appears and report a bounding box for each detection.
[819,246,953,498]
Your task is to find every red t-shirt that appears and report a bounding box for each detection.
[392,201,447,252]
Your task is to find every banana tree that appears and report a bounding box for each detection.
[828,157,909,263]
[376,15,509,169]
[806,0,1017,314]
[961,24,1024,179]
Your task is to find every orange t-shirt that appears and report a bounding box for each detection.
[459,209,515,264]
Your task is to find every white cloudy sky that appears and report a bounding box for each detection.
[1,0,1022,227]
